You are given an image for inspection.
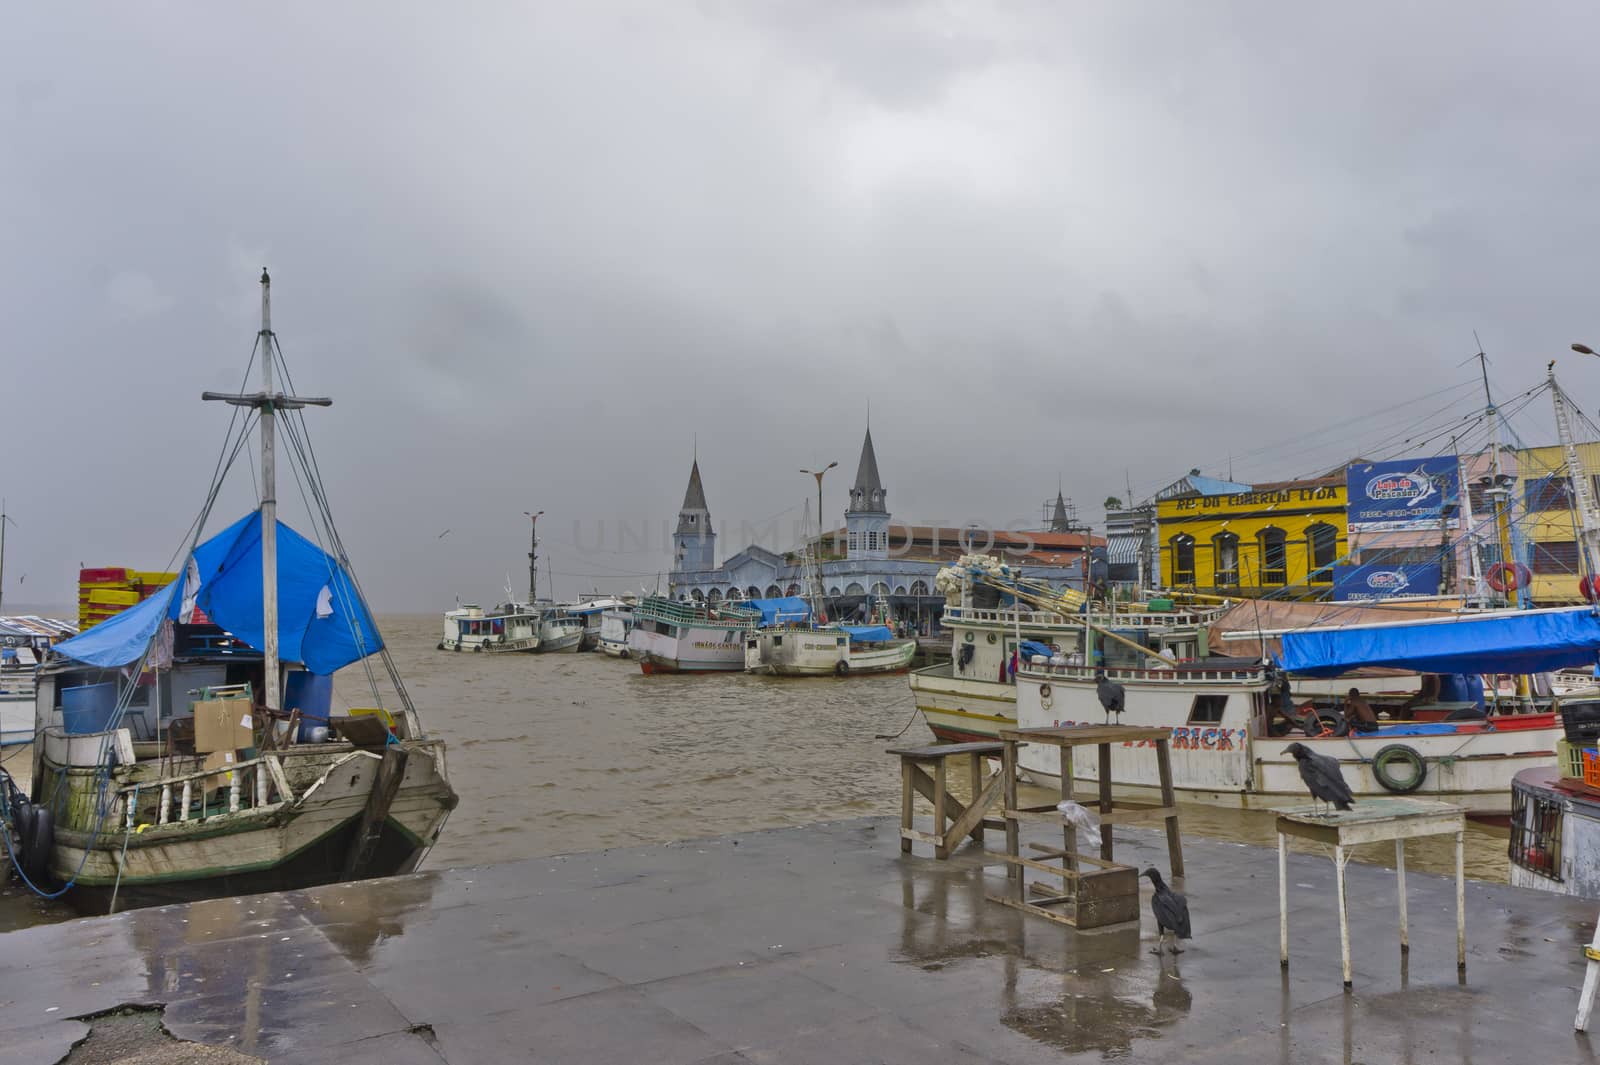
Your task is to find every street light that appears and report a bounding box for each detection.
[1574,343,1597,356]
[800,463,838,549]
[524,510,544,604]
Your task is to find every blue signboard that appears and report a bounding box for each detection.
[1331,562,1443,602]
[1346,457,1459,531]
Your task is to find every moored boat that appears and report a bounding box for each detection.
[598,606,636,657]
[1,271,457,911]
[626,596,759,673]
[744,622,917,676]
[440,602,541,653]
[534,610,585,653]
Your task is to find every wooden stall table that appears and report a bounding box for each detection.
[1275,799,1466,989]
[987,725,1183,930]
[887,741,1007,859]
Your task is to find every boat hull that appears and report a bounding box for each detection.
[1014,666,1555,813]
[38,738,455,913]
[908,663,1016,742]
[534,630,583,654]
[629,624,746,674]
[440,636,538,653]
[746,633,917,676]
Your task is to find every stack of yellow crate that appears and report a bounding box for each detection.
[78,568,179,630]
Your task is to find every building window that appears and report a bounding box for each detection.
[1259,527,1287,585]
[1188,694,1228,724]
[848,532,859,553]
[1533,541,1580,574]
[910,579,929,596]
[1356,547,1440,566]
[765,585,781,597]
[687,514,696,525]
[785,583,801,596]
[1308,523,1338,583]
[1213,532,1240,586]
[1170,534,1196,585]
[1525,475,1575,513]
[845,582,865,595]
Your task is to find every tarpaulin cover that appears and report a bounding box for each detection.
[842,624,894,643]
[1277,607,1600,678]
[746,597,811,626]
[51,510,382,674]
[1019,640,1055,660]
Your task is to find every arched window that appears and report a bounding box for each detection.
[724,587,741,600]
[1308,523,1339,583]
[828,586,842,596]
[893,584,907,595]
[1259,526,1288,585]
[910,579,929,596]
[764,585,781,598]
[784,583,801,596]
[1213,532,1240,586]
[746,585,761,599]
[1170,534,1196,585]
[693,589,707,602]
[871,581,890,596]
[845,582,865,595]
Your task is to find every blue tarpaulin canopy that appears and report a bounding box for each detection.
[842,624,894,643]
[747,597,811,626]
[51,510,383,675]
[1277,607,1600,678]
[1019,640,1054,660]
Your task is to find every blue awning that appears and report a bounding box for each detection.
[51,510,383,675]
[1277,607,1600,678]
[747,596,811,626]
[842,624,893,643]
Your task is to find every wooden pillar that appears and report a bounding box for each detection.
[933,758,949,860]
[1396,838,1409,953]
[1335,844,1352,990]
[1059,745,1076,873]
[1155,738,1183,877]
[968,754,984,845]
[1003,739,1021,900]
[1278,831,1289,968]
[1097,741,1113,862]
[900,758,914,854]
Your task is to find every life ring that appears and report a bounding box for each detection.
[1039,683,1052,699]
[620,648,631,659]
[454,643,461,652]
[987,633,998,644]
[1486,562,1531,593]
[436,641,446,651]
[1582,575,1600,602]
[1372,744,1427,793]
[835,660,850,676]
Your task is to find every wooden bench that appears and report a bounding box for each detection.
[887,741,1007,859]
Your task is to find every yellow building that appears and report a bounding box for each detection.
[1513,442,1600,605]
[1157,475,1347,597]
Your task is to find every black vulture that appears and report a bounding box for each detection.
[1096,670,1125,723]
[1142,867,1191,954]
[1286,742,1355,815]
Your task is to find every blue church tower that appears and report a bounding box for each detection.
[673,459,717,571]
[845,428,889,561]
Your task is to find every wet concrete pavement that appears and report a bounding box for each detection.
[3,816,1598,1064]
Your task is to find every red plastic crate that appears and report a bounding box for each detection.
[1583,749,1600,788]
[79,567,129,584]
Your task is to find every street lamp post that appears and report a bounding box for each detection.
[524,510,544,604]
[800,462,837,617]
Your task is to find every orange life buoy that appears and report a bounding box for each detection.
[1486,561,1531,593]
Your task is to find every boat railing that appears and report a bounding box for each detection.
[118,751,295,828]
[634,597,761,629]
[942,606,1219,629]
[1018,662,1268,686]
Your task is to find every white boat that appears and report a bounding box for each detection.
[598,607,636,657]
[1509,753,1600,898]
[909,556,1219,743]
[535,611,585,654]
[627,596,760,673]
[439,603,540,653]
[744,624,917,676]
[2,270,457,911]
[563,596,632,652]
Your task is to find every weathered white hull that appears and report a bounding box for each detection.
[534,628,583,654]
[598,611,634,658]
[1014,666,1555,813]
[599,640,631,658]
[1508,769,1600,898]
[908,663,1017,742]
[40,737,454,904]
[440,606,540,653]
[745,631,916,676]
[628,624,746,673]
[440,635,539,653]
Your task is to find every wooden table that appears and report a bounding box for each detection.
[988,725,1183,930]
[887,741,1006,859]
[1275,799,1466,989]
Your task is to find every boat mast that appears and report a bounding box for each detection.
[0,499,9,615]
[1549,363,1600,595]
[203,270,331,714]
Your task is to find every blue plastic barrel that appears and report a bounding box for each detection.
[284,672,334,741]
[61,682,119,735]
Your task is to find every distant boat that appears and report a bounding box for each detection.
[534,609,584,654]
[560,596,634,653]
[597,604,637,658]
[439,603,540,653]
[626,596,760,673]
[744,625,916,676]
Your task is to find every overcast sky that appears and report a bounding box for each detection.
[6,2,1600,612]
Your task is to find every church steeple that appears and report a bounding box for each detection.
[673,457,716,572]
[1050,491,1070,533]
[845,426,889,560]
[847,428,886,515]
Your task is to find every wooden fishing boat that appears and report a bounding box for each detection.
[744,624,916,676]
[440,603,541,653]
[627,596,759,673]
[3,271,456,911]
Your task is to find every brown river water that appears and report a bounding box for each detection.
[1,613,1513,930]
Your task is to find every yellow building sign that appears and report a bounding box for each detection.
[1157,478,1347,596]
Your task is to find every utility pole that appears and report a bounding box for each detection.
[525,510,544,604]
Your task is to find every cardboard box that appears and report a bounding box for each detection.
[201,750,237,776]
[192,699,255,753]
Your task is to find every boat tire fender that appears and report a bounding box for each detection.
[1372,744,1427,794]
[473,643,484,653]
[24,805,51,883]
[10,803,35,880]
[835,660,850,677]
[1303,710,1349,738]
